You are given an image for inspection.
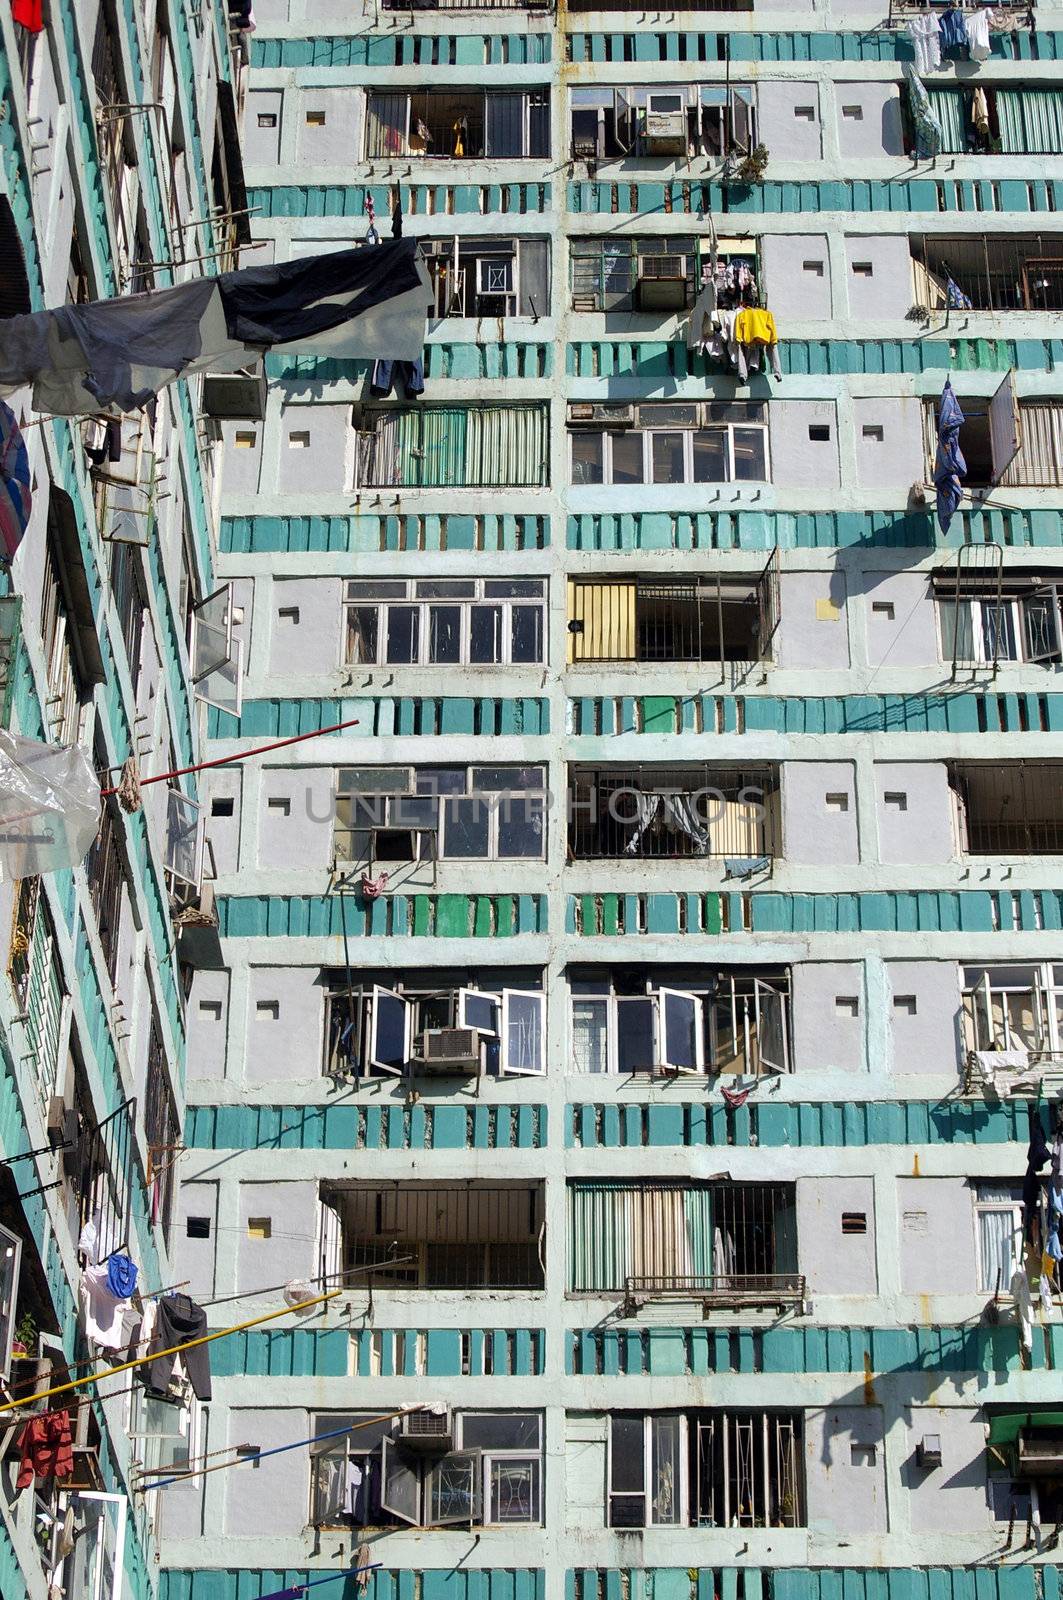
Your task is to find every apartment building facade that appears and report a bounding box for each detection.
[0,3,244,1599]
[166,1,1063,1600]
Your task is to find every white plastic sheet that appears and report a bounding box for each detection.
[0,730,99,877]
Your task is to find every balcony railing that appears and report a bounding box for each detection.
[912,234,1063,313]
[953,762,1063,854]
[622,1273,807,1313]
[569,766,777,861]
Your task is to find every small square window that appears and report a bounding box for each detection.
[235,1445,262,1467]
[305,110,326,127]
[211,797,235,817]
[186,1217,211,1239]
[825,792,849,812]
[256,1000,280,1020]
[871,600,894,619]
[903,1210,928,1234]
[278,606,300,624]
[288,431,311,449]
[257,113,277,128]
[884,791,908,811]
[267,797,291,816]
[851,1443,876,1466]
[863,425,885,444]
[794,105,816,121]
[852,261,874,277]
[893,994,918,1015]
[809,424,831,442]
[842,1212,867,1234]
[247,1217,272,1239]
[198,1000,223,1022]
[842,105,864,121]
[803,260,824,277]
[836,995,860,1017]
[234,431,257,449]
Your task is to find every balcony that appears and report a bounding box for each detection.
[569,1180,800,1310]
[951,762,1063,855]
[918,82,1061,158]
[569,764,778,861]
[912,234,1063,314]
[421,236,549,320]
[320,1182,546,1291]
[567,563,776,666]
[365,89,548,162]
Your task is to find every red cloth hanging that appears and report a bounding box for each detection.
[11,0,45,33]
[16,1410,74,1491]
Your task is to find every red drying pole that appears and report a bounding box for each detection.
[100,716,361,797]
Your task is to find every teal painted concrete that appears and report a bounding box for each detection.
[566,28,1063,62]
[185,1101,548,1151]
[217,893,547,938]
[570,691,1063,737]
[568,336,1063,380]
[221,512,549,554]
[252,32,553,66]
[250,183,551,219]
[568,890,1063,937]
[163,1571,546,1600]
[566,1098,1029,1150]
[207,697,550,739]
[568,176,1063,217]
[567,508,1063,550]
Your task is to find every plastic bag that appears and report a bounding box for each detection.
[0,729,99,877]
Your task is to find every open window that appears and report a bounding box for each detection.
[458,988,500,1035]
[0,1221,21,1380]
[369,986,413,1074]
[49,1493,127,1600]
[614,88,634,152]
[754,978,789,1074]
[658,989,703,1073]
[500,991,545,1076]
[165,788,202,894]
[427,1451,482,1525]
[381,1435,421,1525]
[988,369,1021,485]
[190,585,243,715]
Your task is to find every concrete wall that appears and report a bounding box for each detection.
[862,573,938,669]
[843,237,915,322]
[783,764,859,865]
[885,961,964,1077]
[762,236,833,321]
[791,961,865,1070]
[805,1406,887,1535]
[236,1181,320,1294]
[757,81,824,161]
[897,1179,978,1294]
[834,81,906,157]
[902,1407,989,1534]
[776,573,850,669]
[873,763,956,866]
[797,1177,877,1293]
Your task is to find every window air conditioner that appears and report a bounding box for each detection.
[644,97,688,156]
[636,254,689,313]
[417,1027,482,1075]
[1017,1428,1063,1477]
[400,1408,453,1451]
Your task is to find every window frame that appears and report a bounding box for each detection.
[0,1222,22,1381]
[962,962,1063,1055]
[973,1181,1024,1295]
[325,975,545,1079]
[569,406,769,487]
[938,586,1063,667]
[333,764,548,864]
[343,578,546,667]
[607,1412,689,1529]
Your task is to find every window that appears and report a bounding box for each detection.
[85,791,127,984]
[9,878,66,1109]
[422,237,549,318]
[974,1182,1023,1295]
[568,765,779,861]
[569,403,768,486]
[310,1410,543,1529]
[358,406,548,490]
[145,1017,180,1244]
[922,85,1063,157]
[951,763,1063,855]
[571,968,791,1077]
[322,969,546,1078]
[569,84,754,160]
[912,234,1063,314]
[608,1412,804,1529]
[48,1493,127,1600]
[344,578,545,667]
[42,502,94,745]
[937,576,1063,668]
[128,1383,200,1477]
[334,766,546,864]
[921,387,1063,491]
[108,542,147,692]
[0,1222,22,1380]
[568,1181,799,1298]
[365,89,548,160]
[962,963,1063,1058]
[567,561,777,665]
[570,238,757,314]
[319,1183,545,1290]
[189,585,244,715]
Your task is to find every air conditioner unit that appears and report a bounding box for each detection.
[400,1408,453,1452]
[417,1028,482,1075]
[644,99,688,156]
[201,366,268,421]
[636,254,689,312]
[568,403,636,428]
[1017,1429,1063,1477]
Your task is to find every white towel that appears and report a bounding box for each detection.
[967,8,992,62]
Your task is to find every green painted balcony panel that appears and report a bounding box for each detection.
[184,1102,548,1151]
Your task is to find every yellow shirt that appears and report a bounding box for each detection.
[734,307,778,346]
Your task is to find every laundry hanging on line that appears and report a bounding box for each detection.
[16,1410,73,1492]
[0,238,431,415]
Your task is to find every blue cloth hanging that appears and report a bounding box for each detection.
[106,1252,138,1300]
[934,378,967,534]
[939,7,969,53]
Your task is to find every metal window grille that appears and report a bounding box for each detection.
[695,1412,804,1528]
[73,1087,137,1262]
[912,234,1063,313]
[86,798,126,985]
[145,1019,180,1243]
[568,560,777,665]
[326,1183,545,1290]
[108,544,146,691]
[569,765,778,860]
[40,537,84,745]
[10,880,66,1109]
[952,763,1063,854]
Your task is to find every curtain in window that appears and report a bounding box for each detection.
[414,408,467,487]
[466,406,547,487]
[485,93,525,158]
[1011,89,1063,155]
[567,581,636,661]
[927,89,966,154]
[366,94,407,159]
[568,1183,713,1292]
[979,1207,1018,1293]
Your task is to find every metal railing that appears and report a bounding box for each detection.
[912,234,1063,313]
[329,1183,545,1290]
[624,1273,806,1309]
[569,765,778,860]
[952,762,1063,854]
[383,0,554,9]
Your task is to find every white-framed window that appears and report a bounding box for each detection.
[127,1382,202,1479]
[974,1181,1024,1295]
[48,1492,127,1600]
[343,578,545,667]
[608,1411,804,1530]
[334,765,547,863]
[190,584,244,715]
[421,237,549,319]
[570,402,768,486]
[962,963,1063,1056]
[364,89,549,161]
[310,1410,543,1529]
[0,1222,21,1380]
[571,969,790,1076]
[939,584,1063,667]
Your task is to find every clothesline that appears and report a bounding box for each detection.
[260,1563,382,1600]
[99,715,362,796]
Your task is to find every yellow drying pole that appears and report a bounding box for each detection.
[0,1286,342,1415]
